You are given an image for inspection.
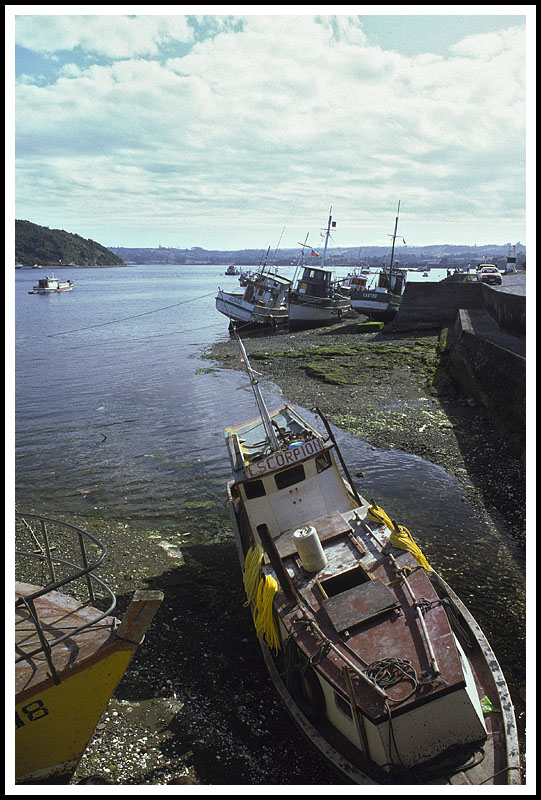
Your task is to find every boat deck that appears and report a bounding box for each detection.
[271,509,468,722]
[15,581,118,700]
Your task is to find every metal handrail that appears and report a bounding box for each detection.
[15,512,117,670]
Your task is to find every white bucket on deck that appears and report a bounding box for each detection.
[293,525,327,572]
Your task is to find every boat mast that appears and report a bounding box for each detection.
[257,246,271,279]
[388,200,401,276]
[292,233,309,286]
[235,334,280,451]
[321,206,333,268]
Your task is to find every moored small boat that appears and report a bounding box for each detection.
[29,274,75,294]
[288,266,351,329]
[15,512,163,784]
[337,267,368,297]
[350,203,407,322]
[225,264,240,275]
[288,209,351,329]
[238,268,257,286]
[216,253,291,331]
[223,339,521,785]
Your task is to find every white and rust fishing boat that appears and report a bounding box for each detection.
[216,250,291,331]
[14,512,163,784]
[28,274,75,294]
[223,339,521,785]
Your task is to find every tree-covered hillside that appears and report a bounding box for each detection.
[15,220,125,266]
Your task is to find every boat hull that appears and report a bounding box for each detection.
[216,290,288,328]
[350,289,401,321]
[32,286,74,293]
[16,643,136,783]
[288,297,351,330]
[15,514,163,785]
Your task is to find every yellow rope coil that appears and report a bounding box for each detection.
[243,543,264,606]
[367,503,431,571]
[242,544,281,652]
[254,574,281,653]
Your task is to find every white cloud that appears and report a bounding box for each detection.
[15,14,193,58]
[14,14,527,247]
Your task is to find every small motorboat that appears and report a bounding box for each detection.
[15,512,163,784]
[222,338,521,785]
[225,264,240,275]
[29,274,75,294]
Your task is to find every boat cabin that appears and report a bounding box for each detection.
[242,273,290,308]
[294,267,335,298]
[226,406,354,539]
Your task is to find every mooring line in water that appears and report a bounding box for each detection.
[45,291,218,337]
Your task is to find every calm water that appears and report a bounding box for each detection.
[13,264,525,717]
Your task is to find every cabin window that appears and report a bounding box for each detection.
[244,479,266,499]
[334,692,353,719]
[274,464,305,490]
[315,452,332,473]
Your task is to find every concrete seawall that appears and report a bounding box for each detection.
[481,283,526,336]
[389,281,485,332]
[446,309,525,453]
[387,280,526,454]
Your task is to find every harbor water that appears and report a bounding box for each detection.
[13,264,525,736]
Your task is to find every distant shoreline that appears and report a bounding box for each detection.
[15,262,243,270]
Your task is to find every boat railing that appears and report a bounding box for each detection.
[15,512,117,673]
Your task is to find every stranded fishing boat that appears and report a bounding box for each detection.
[15,512,163,784]
[350,203,407,322]
[337,268,369,297]
[216,252,291,331]
[29,274,75,294]
[238,268,257,286]
[288,210,351,330]
[223,339,521,785]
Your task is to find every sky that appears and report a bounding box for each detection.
[8,6,535,251]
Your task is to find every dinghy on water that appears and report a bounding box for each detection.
[223,337,521,785]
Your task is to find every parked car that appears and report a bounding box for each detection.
[476,265,503,285]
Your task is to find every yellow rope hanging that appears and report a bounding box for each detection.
[254,574,281,653]
[243,543,264,606]
[242,544,281,652]
[367,502,432,571]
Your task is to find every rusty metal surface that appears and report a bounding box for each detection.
[15,581,117,696]
[322,579,400,632]
[280,530,467,721]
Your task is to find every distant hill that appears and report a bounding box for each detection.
[15,220,125,266]
[110,242,525,268]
